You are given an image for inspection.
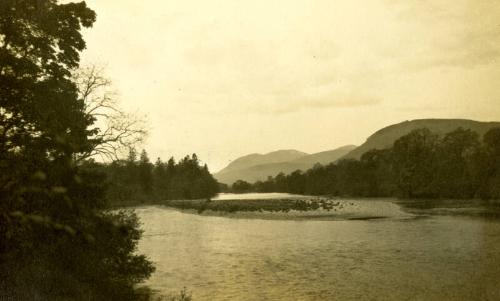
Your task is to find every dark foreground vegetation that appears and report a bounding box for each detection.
[230,127,500,200]
[0,1,210,300]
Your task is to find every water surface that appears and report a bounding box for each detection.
[212,192,308,200]
[136,198,500,300]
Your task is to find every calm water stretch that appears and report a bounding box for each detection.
[136,193,500,301]
[212,193,309,200]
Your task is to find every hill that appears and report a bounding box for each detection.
[218,149,308,175]
[215,146,356,185]
[293,145,357,165]
[342,119,500,160]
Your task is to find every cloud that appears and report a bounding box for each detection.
[272,97,381,114]
[395,104,447,113]
[387,0,500,70]
[80,0,500,171]
[253,90,382,114]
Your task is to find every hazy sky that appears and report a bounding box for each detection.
[80,0,500,172]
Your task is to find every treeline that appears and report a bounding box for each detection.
[231,127,500,200]
[85,150,219,206]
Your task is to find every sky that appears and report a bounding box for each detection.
[80,0,500,172]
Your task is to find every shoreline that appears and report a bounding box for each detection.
[126,196,500,221]
[161,206,400,221]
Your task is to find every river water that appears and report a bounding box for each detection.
[136,195,500,300]
[212,193,308,200]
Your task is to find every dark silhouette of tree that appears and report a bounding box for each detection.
[138,149,153,194]
[153,157,169,198]
[479,128,500,199]
[392,128,440,198]
[98,152,219,205]
[231,180,253,193]
[435,128,481,198]
[484,128,500,156]
[360,149,397,196]
[287,170,306,194]
[0,1,153,300]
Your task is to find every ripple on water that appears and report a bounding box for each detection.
[136,200,500,301]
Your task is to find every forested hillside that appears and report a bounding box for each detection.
[234,127,500,200]
[342,119,500,160]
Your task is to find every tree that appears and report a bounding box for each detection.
[0,0,96,159]
[333,159,370,196]
[360,149,396,197]
[436,128,481,198]
[73,65,147,162]
[484,127,500,158]
[138,149,153,194]
[274,172,288,192]
[303,164,331,195]
[153,157,169,198]
[287,170,305,194]
[102,152,219,204]
[232,180,252,193]
[0,1,153,299]
[479,127,500,199]
[392,128,440,197]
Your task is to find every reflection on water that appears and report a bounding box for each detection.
[136,199,500,301]
[212,192,308,200]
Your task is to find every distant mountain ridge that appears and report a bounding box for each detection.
[215,118,500,185]
[293,146,357,164]
[215,146,356,185]
[341,119,500,160]
[218,149,308,175]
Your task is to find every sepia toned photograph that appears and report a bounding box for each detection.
[1,0,500,300]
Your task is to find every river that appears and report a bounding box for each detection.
[136,194,500,300]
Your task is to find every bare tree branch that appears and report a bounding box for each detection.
[73,65,148,162]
